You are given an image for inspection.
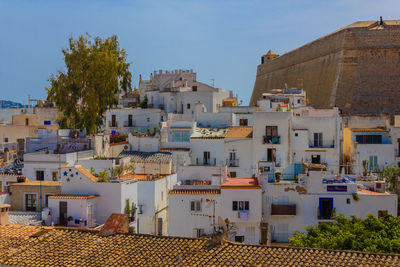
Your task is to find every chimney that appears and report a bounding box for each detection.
[380,16,383,25]
[0,204,10,225]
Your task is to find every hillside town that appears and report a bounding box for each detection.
[1,15,400,265]
[1,64,399,244]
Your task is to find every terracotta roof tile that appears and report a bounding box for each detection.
[0,225,399,266]
[221,177,261,188]
[351,128,388,132]
[48,194,99,200]
[169,189,220,195]
[10,181,61,186]
[74,165,98,183]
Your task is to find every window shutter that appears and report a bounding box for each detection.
[245,201,249,210]
[232,201,237,211]
[190,201,195,211]
[196,201,201,211]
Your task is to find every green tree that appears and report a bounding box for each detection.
[139,95,148,108]
[383,164,400,193]
[290,213,400,253]
[46,34,132,134]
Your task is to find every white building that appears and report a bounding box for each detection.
[22,150,94,182]
[48,165,176,235]
[105,108,163,135]
[168,165,263,244]
[261,168,397,242]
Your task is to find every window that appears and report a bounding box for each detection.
[190,200,201,211]
[187,103,191,109]
[378,210,388,218]
[36,170,44,181]
[25,194,37,211]
[311,155,321,164]
[3,137,8,143]
[52,172,58,181]
[297,99,301,104]
[239,119,248,126]
[235,236,244,242]
[192,86,197,92]
[146,117,150,122]
[194,228,204,238]
[346,198,351,204]
[313,133,323,147]
[369,156,378,171]
[355,135,382,144]
[295,133,298,137]
[45,194,53,207]
[232,201,249,211]
[230,172,237,178]
[266,126,278,137]
[25,118,29,126]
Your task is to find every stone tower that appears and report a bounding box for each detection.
[250,19,400,114]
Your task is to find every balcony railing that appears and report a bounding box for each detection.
[318,207,335,220]
[227,159,239,167]
[271,204,296,215]
[123,121,134,127]
[309,142,335,148]
[108,121,118,128]
[263,136,280,144]
[195,158,216,166]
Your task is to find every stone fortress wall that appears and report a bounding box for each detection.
[251,19,400,114]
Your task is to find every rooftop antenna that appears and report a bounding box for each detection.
[210,78,215,87]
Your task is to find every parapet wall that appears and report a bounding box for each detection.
[251,20,400,114]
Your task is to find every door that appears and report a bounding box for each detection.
[111,115,116,127]
[128,115,133,127]
[25,194,37,211]
[203,151,210,165]
[260,222,269,245]
[319,198,333,219]
[59,201,68,226]
[267,148,276,162]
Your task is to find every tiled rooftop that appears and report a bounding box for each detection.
[169,189,220,195]
[0,225,399,266]
[225,126,253,138]
[221,177,260,188]
[48,194,99,200]
[10,180,61,186]
[119,151,173,163]
[351,128,388,132]
[357,189,389,195]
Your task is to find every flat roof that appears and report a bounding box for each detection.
[221,177,261,189]
[48,195,99,200]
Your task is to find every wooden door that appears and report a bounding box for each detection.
[59,201,68,226]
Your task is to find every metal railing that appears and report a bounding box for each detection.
[263,136,280,144]
[227,159,239,167]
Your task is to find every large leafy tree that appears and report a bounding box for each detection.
[46,34,132,134]
[290,214,400,253]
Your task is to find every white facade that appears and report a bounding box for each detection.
[261,171,397,242]
[105,108,163,134]
[22,150,93,181]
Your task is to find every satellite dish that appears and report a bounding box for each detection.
[218,216,227,232]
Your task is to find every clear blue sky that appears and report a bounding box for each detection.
[0,0,399,105]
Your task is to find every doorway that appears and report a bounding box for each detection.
[319,198,333,219]
[59,201,68,226]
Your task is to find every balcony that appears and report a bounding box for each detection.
[227,159,239,167]
[263,136,280,144]
[108,121,118,128]
[123,121,134,127]
[271,204,296,215]
[195,157,216,166]
[317,206,335,220]
[309,141,335,148]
